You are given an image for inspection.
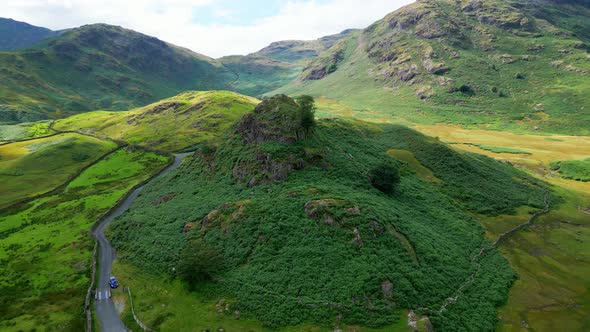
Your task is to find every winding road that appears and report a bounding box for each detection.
[93,153,192,332]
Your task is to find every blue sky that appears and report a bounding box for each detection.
[191,0,297,25]
[1,0,414,57]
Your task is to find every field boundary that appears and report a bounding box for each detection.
[126,286,157,332]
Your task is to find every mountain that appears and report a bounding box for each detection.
[217,29,358,98]
[273,0,590,135]
[108,94,549,331]
[255,29,359,63]
[0,24,240,123]
[0,23,354,123]
[0,18,58,50]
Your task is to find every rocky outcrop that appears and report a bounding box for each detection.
[237,95,305,144]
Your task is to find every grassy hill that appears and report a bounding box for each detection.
[108,95,549,331]
[0,24,236,122]
[273,0,590,135]
[54,91,259,152]
[0,18,58,51]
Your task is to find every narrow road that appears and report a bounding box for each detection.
[93,153,192,332]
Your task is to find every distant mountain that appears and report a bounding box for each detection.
[0,18,58,50]
[0,23,352,123]
[273,0,590,135]
[254,29,358,62]
[0,24,236,122]
[217,29,358,97]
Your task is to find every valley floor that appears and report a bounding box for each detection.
[414,124,590,332]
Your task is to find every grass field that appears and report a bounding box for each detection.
[54,91,259,152]
[0,147,170,331]
[0,133,117,208]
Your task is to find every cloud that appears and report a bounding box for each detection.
[1,0,414,58]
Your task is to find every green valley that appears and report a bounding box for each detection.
[1,0,590,331]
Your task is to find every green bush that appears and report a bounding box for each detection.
[176,239,223,288]
[369,162,401,193]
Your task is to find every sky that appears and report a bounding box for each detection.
[1,0,414,58]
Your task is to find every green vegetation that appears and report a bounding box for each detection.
[112,262,409,332]
[0,121,53,141]
[219,55,301,97]
[461,143,532,155]
[369,162,401,193]
[0,24,235,122]
[176,239,224,287]
[0,147,170,331]
[551,158,590,181]
[476,145,531,155]
[54,91,259,152]
[273,0,590,135]
[109,95,547,331]
[296,95,318,134]
[0,133,117,208]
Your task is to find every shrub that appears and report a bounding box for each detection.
[176,239,223,288]
[369,162,401,193]
[458,84,475,96]
[296,95,317,134]
[514,73,526,79]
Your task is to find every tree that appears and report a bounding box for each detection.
[296,95,317,134]
[369,162,401,194]
[176,238,223,288]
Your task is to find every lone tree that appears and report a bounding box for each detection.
[176,238,223,288]
[369,162,401,194]
[296,95,317,134]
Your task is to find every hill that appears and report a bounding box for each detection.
[54,91,259,152]
[272,0,590,135]
[0,18,58,51]
[108,95,549,331]
[0,24,237,122]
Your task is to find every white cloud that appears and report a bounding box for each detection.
[0,0,414,58]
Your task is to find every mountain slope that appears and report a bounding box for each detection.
[273,0,590,135]
[0,23,356,123]
[108,95,549,331]
[217,29,358,97]
[0,24,236,122]
[0,18,58,50]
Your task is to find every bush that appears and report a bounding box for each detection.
[369,162,401,193]
[176,239,223,288]
[458,84,475,96]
